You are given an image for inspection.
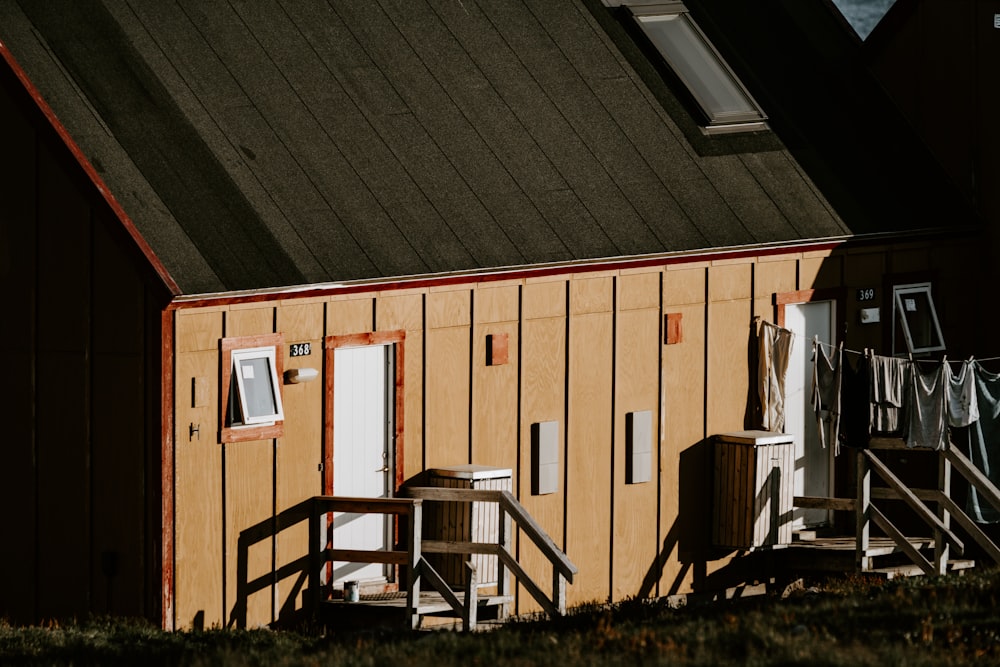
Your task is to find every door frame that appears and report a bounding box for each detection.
[322,331,406,591]
[323,331,406,497]
[773,288,845,528]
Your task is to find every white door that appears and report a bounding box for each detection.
[784,301,835,529]
[331,344,393,586]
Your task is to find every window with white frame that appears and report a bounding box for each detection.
[228,346,284,426]
[892,283,945,355]
[628,2,767,131]
[220,334,285,443]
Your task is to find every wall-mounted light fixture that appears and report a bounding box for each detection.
[284,367,319,384]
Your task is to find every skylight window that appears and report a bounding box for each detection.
[831,0,896,40]
[629,3,767,130]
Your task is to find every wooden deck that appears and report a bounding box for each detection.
[782,535,974,578]
[322,591,512,630]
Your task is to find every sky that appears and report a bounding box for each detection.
[830,0,897,39]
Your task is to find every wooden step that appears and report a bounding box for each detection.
[867,559,976,580]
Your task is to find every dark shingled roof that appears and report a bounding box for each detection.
[0,0,974,295]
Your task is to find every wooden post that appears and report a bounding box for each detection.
[497,503,511,621]
[463,561,478,632]
[936,449,952,575]
[309,499,321,614]
[407,500,423,630]
[856,450,871,572]
[553,569,566,616]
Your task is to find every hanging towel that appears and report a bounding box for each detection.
[811,340,843,455]
[905,360,949,450]
[954,362,1000,524]
[758,320,793,433]
[869,353,910,436]
[839,352,871,448]
[948,358,980,428]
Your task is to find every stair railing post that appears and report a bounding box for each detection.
[936,448,952,575]
[463,561,478,632]
[856,450,871,572]
[309,498,321,613]
[552,568,566,616]
[407,500,423,630]
[498,501,511,621]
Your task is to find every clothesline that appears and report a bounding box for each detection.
[757,318,1000,364]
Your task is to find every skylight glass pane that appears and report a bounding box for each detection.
[636,13,762,124]
[831,0,896,40]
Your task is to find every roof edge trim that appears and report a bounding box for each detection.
[168,227,976,310]
[0,38,182,296]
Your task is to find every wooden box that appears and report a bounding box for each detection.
[712,431,794,549]
[426,465,512,588]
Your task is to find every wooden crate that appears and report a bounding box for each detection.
[426,465,512,588]
[712,431,794,549]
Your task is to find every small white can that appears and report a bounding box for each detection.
[344,580,359,603]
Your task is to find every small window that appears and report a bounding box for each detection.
[230,347,284,425]
[892,283,945,355]
[220,334,285,443]
[629,3,767,131]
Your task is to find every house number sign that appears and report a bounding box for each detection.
[289,342,312,357]
[856,288,876,302]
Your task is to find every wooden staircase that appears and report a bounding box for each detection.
[787,439,1000,579]
[247,489,577,631]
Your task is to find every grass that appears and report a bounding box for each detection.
[3,569,1000,666]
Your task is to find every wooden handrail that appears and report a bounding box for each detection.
[863,450,964,555]
[944,446,1000,516]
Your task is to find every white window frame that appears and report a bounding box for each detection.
[892,282,945,355]
[628,2,767,131]
[230,345,285,426]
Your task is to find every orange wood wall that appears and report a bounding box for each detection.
[169,239,978,628]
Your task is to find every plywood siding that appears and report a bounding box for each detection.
[612,305,660,601]
[516,285,566,615]
[276,305,324,623]
[566,277,614,605]
[425,326,471,469]
[472,286,519,471]
[174,350,224,629]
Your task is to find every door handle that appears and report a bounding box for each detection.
[375,465,390,473]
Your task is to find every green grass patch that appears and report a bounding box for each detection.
[4,569,1000,665]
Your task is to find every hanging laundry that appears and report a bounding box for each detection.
[954,362,1000,524]
[839,350,870,449]
[948,358,980,427]
[758,320,793,433]
[869,353,910,436]
[905,360,949,450]
[811,339,843,455]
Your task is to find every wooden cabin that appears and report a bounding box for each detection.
[859,0,1000,356]
[0,0,986,630]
